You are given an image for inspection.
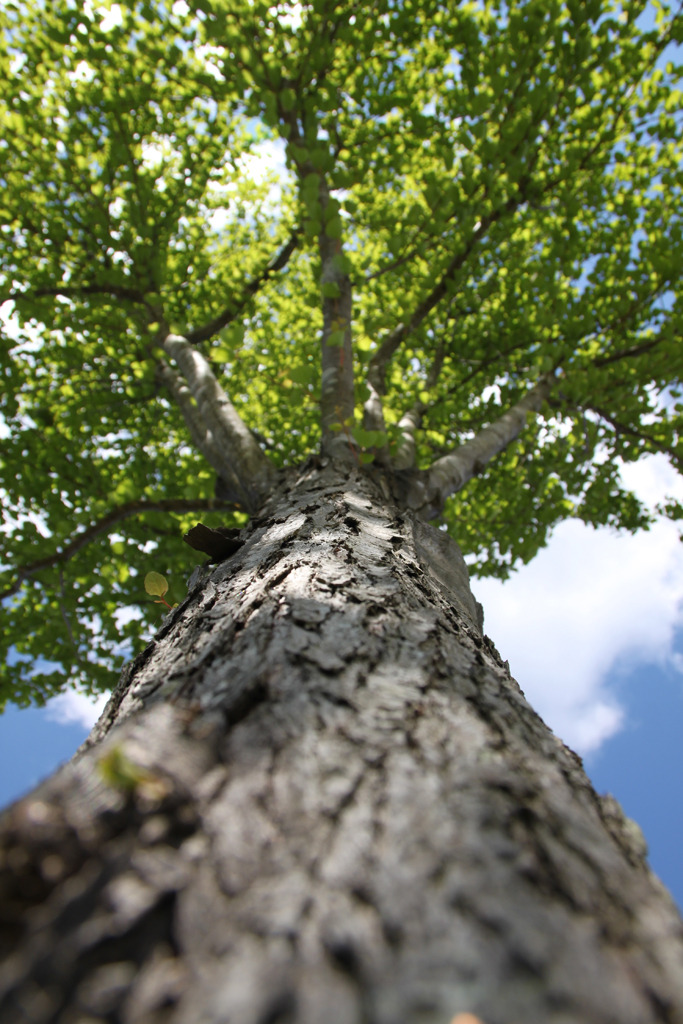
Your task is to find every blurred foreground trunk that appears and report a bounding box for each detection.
[1,462,683,1024]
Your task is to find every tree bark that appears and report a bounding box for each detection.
[2,462,683,1024]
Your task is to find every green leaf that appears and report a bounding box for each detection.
[144,572,169,598]
[351,427,388,448]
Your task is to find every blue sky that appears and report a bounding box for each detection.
[1,451,682,912]
[589,644,683,910]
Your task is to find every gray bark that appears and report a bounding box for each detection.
[155,360,238,485]
[162,333,274,509]
[317,179,355,455]
[2,462,683,1024]
[405,379,553,518]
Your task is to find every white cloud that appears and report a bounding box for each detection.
[620,452,683,507]
[474,454,683,755]
[45,689,110,730]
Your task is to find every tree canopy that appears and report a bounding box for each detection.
[1,0,682,709]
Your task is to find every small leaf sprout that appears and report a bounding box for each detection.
[144,571,175,609]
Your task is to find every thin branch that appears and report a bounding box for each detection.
[392,346,446,471]
[6,284,149,306]
[594,336,664,369]
[0,498,235,602]
[366,194,522,401]
[587,403,681,468]
[363,246,419,284]
[363,54,560,403]
[366,26,674,405]
[363,41,552,293]
[187,230,301,345]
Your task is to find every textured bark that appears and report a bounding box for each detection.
[423,377,552,504]
[318,178,355,453]
[161,334,274,509]
[2,462,683,1024]
[155,360,237,488]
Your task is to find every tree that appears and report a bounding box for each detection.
[2,0,683,1019]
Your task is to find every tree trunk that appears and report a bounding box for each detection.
[2,461,683,1024]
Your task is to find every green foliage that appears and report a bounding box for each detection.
[1,0,683,706]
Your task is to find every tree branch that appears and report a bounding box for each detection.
[273,89,356,454]
[361,377,388,436]
[594,336,664,369]
[0,498,234,602]
[186,230,300,345]
[317,176,355,452]
[362,62,562,414]
[161,333,275,508]
[587,403,681,468]
[392,346,446,471]
[6,284,149,306]
[155,359,249,505]
[366,29,672,417]
[365,194,523,418]
[401,377,552,517]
